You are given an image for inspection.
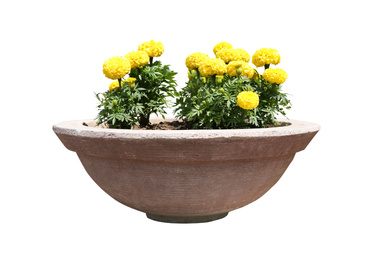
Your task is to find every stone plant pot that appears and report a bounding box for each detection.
[53,119,319,223]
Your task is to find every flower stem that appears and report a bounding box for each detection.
[118,78,122,87]
[150,57,153,65]
[264,64,270,70]
[211,75,216,87]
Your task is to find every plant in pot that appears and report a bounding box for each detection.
[53,41,320,223]
[175,43,291,129]
[95,40,177,129]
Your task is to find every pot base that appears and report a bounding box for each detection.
[146,212,229,223]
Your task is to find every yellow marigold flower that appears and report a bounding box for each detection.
[125,77,137,88]
[242,65,257,79]
[227,61,248,77]
[216,48,242,63]
[125,51,149,69]
[237,91,259,110]
[138,40,164,57]
[103,56,131,80]
[213,42,233,55]
[109,80,124,91]
[185,52,209,70]
[262,68,288,84]
[236,49,250,63]
[199,58,227,77]
[252,48,281,68]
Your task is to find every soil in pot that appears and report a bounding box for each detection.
[82,120,290,130]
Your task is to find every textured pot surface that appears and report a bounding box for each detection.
[53,119,319,223]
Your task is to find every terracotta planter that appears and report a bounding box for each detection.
[53,118,319,223]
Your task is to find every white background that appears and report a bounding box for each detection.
[1,0,372,259]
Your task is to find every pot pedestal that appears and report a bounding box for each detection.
[146,212,229,223]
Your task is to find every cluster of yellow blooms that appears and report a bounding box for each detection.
[185,42,257,79]
[184,42,288,111]
[103,41,287,112]
[103,40,164,90]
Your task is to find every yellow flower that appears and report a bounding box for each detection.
[227,61,248,76]
[109,80,124,91]
[262,68,288,84]
[242,65,257,79]
[185,52,209,70]
[236,49,250,63]
[125,51,149,69]
[138,40,164,57]
[199,58,227,77]
[213,42,233,55]
[103,56,131,80]
[252,48,281,68]
[215,48,241,63]
[237,91,260,110]
[125,77,137,88]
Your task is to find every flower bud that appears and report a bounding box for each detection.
[113,100,118,106]
[234,63,243,69]
[125,77,137,88]
[188,69,198,79]
[201,77,206,83]
[202,100,206,104]
[216,75,224,84]
[220,88,224,93]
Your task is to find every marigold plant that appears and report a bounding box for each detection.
[96,40,177,128]
[174,42,291,128]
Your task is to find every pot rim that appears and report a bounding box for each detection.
[53,118,320,139]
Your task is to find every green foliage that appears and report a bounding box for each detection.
[129,61,177,126]
[95,81,144,129]
[174,72,291,129]
[96,61,177,128]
